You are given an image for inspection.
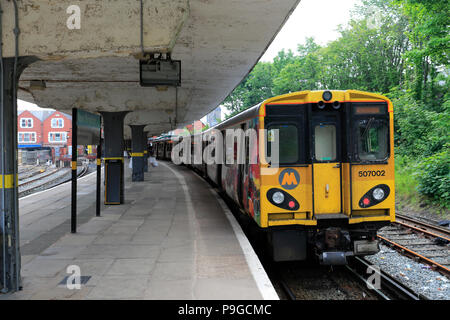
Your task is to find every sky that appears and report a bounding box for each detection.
[18,99,53,111]
[260,0,360,61]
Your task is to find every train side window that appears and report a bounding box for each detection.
[267,124,298,164]
[357,119,388,161]
[314,124,336,162]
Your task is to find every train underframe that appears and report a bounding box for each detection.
[194,165,388,265]
[265,220,389,265]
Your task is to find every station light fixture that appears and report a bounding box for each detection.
[332,101,341,109]
[140,53,181,87]
[318,100,326,109]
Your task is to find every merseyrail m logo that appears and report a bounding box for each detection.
[278,168,300,190]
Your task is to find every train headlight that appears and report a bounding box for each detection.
[372,188,385,201]
[323,90,332,101]
[359,184,390,208]
[272,191,285,204]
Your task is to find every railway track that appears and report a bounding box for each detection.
[377,214,450,276]
[395,213,450,240]
[18,165,89,198]
[273,255,430,300]
[19,167,60,187]
[18,164,40,175]
[18,164,48,180]
[345,256,428,300]
[270,261,383,300]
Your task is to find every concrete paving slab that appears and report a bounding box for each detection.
[144,279,194,300]
[2,160,275,300]
[22,257,74,277]
[158,245,195,262]
[86,276,150,299]
[106,258,156,276]
[194,278,263,300]
[93,234,133,245]
[40,245,89,260]
[151,261,195,281]
[70,259,115,276]
[48,234,97,247]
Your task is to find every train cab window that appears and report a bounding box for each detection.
[357,119,388,161]
[314,124,336,162]
[267,124,298,164]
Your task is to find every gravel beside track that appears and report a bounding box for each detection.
[365,243,449,300]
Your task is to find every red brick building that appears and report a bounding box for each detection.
[42,111,72,160]
[18,109,100,164]
[18,109,73,162]
[17,110,44,148]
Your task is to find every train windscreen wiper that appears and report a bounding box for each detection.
[362,117,375,141]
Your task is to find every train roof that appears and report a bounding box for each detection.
[154,134,178,142]
[202,103,261,134]
[194,90,391,136]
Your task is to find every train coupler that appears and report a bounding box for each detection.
[318,251,353,265]
[353,239,379,256]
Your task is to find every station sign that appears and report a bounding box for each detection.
[76,109,101,145]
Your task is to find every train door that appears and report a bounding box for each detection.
[312,113,342,215]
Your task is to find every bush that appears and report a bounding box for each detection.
[415,149,450,207]
[395,155,418,200]
[390,90,450,158]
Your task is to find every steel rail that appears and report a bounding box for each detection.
[18,166,47,181]
[377,235,450,276]
[18,165,88,198]
[278,277,296,301]
[395,214,450,239]
[18,168,63,188]
[346,256,427,300]
[394,220,450,242]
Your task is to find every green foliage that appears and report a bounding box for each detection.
[389,89,449,157]
[223,62,275,118]
[415,149,450,207]
[395,155,420,203]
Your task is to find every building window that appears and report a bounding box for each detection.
[20,118,33,128]
[18,132,36,143]
[51,118,64,128]
[48,132,67,142]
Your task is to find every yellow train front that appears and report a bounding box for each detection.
[259,90,394,264]
[201,90,395,265]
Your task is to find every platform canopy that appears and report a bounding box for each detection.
[2,0,300,137]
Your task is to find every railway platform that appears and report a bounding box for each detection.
[1,160,277,300]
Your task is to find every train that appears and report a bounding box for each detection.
[154,90,395,265]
